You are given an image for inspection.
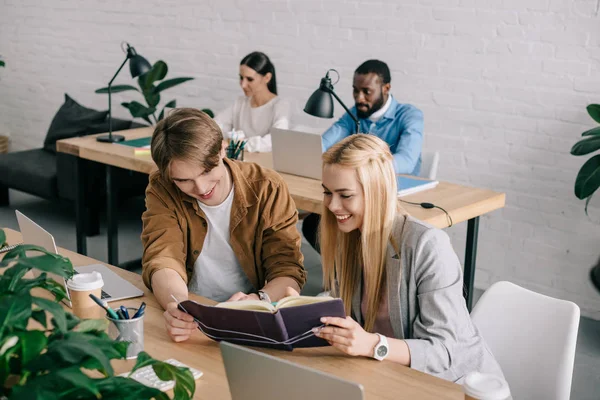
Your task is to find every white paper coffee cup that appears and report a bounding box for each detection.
[463,372,511,400]
[66,271,104,319]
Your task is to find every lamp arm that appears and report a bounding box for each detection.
[107,55,130,138]
[327,88,360,134]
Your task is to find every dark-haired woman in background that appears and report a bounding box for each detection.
[214,51,290,152]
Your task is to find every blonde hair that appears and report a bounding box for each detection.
[151,108,223,181]
[320,134,404,332]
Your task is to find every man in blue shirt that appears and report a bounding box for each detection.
[303,60,424,251]
[322,59,423,175]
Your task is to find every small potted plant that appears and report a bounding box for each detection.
[0,229,196,399]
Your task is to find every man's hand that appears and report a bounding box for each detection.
[226,292,260,302]
[164,301,196,342]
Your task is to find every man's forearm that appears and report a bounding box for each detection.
[151,268,189,310]
[262,277,301,302]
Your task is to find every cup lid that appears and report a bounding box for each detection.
[66,271,104,291]
[463,372,511,400]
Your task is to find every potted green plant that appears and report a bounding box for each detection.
[95,60,213,125]
[0,229,195,399]
[569,104,600,292]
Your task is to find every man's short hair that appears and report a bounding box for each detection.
[151,108,223,181]
[354,60,391,85]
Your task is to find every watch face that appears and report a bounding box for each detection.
[377,345,388,358]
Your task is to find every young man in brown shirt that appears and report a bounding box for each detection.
[141,108,306,342]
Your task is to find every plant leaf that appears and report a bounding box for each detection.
[155,77,194,93]
[16,330,47,366]
[585,193,594,217]
[0,60,5,68]
[44,333,119,376]
[582,126,600,137]
[31,309,47,329]
[202,108,214,118]
[0,228,6,247]
[140,60,168,90]
[587,104,600,124]
[122,101,156,119]
[575,154,600,199]
[0,294,32,335]
[95,376,167,399]
[159,99,177,120]
[571,136,600,156]
[75,318,109,333]
[95,84,140,94]
[143,87,161,108]
[32,296,67,332]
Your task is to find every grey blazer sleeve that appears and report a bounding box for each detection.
[403,228,478,381]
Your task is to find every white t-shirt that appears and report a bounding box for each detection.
[188,185,254,302]
[214,96,291,152]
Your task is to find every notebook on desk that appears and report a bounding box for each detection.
[177,295,346,350]
[397,176,439,197]
[15,210,143,305]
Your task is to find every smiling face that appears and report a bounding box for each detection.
[352,72,390,119]
[169,149,231,206]
[322,164,365,233]
[239,64,272,98]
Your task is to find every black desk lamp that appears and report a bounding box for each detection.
[97,43,151,143]
[304,69,360,134]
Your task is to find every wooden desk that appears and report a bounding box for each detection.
[57,128,505,309]
[2,228,463,400]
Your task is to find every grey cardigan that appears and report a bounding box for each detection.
[351,215,504,383]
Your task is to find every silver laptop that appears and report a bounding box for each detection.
[16,210,143,304]
[220,342,364,400]
[271,128,323,180]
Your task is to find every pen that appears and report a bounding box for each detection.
[120,306,130,319]
[89,293,120,320]
[116,309,126,320]
[132,302,146,319]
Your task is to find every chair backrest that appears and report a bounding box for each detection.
[470,281,580,400]
[420,151,439,180]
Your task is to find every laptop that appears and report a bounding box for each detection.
[15,210,143,304]
[220,342,365,400]
[271,128,323,180]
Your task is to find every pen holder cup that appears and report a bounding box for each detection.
[107,308,144,360]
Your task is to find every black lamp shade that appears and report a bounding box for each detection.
[304,88,334,119]
[129,54,151,78]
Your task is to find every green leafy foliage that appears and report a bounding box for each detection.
[571,104,600,215]
[0,228,195,399]
[95,59,209,125]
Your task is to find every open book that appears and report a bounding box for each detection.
[178,296,345,351]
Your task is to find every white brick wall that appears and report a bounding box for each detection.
[1,0,599,318]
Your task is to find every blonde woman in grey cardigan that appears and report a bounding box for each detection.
[311,134,504,383]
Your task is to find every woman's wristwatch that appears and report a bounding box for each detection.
[258,290,272,303]
[373,333,389,361]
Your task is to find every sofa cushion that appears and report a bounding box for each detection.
[43,94,109,153]
[0,149,58,199]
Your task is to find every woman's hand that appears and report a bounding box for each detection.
[164,302,197,342]
[314,316,379,358]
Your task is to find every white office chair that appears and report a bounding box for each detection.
[420,151,440,180]
[470,281,580,400]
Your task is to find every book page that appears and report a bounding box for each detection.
[275,295,335,310]
[215,300,275,313]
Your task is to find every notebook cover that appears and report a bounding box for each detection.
[278,299,346,348]
[119,137,151,148]
[397,176,439,197]
[179,300,292,350]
